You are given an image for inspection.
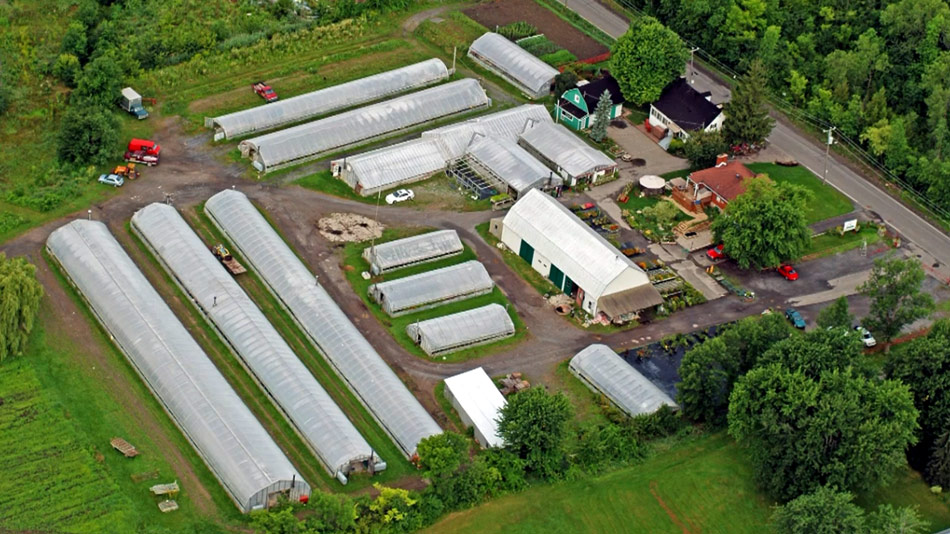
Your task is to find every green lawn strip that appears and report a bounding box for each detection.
[857,467,950,529]
[802,225,882,259]
[296,170,492,212]
[123,224,332,492]
[186,208,415,491]
[433,381,465,432]
[533,0,616,48]
[43,250,241,530]
[552,359,611,426]
[746,163,854,224]
[660,168,693,180]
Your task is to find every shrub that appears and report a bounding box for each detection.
[497,21,537,40]
[541,49,577,67]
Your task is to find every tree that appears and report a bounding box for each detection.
[497,387,573,479]
[722,59,775,146]
[816,296,854,330]
[57,105,119,165]
[682,129,729,168]
[416,431,468,479]
[927,426,950,488]
[365,484,416,525]
[61,21,88,61]
[74,52,122,106]
[772,486,866,534]
[53,54,82,87]
[553,70,578,98]
[728,364,918,500]
[866,505,930,534]
[758,327,865,378]
[609,16,688,105]
[589,89,613,142]
[0,254,44,363]
[303,491,357,534]
[641,200,681,230]
[858,255,935,347]
[711,178,812,269]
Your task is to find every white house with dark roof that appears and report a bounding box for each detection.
[649,77,724,140]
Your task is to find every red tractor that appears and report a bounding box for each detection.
[252,81,278,103]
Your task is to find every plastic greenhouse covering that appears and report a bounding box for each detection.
[406,304,515,356]
[204,190,441,456]
[131,203,377,481]
[46,220,308,513]
[423,104,553,160]
[208,59,449,140]
[368,260,494,317]
[569,344,677,417]
[336,137,449,195]
[363,230,463,275]
[239,79,490,172]
[468,33,558,98]
[519,121,615,178]
[465,136,561,196]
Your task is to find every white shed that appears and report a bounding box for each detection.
[443,367,507,448]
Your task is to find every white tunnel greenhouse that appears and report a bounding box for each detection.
[207,59,449,140]
[463,136,561,198]
[569,344,677,418]
[239,79,491,173]
[131,203,380,483]
[46,220,309,513]
[468,32,558,99]
[407,303,515,356]
[368,260,494,317]
[204,189,442,457]
[363,230,464,275]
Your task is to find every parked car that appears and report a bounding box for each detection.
[785,307,806,329]
[128,138,160,156]
[98,173,124,187]
[252,81,278,103]
[124,150,159,166]
[385,189,415,205]
[854,326,877,347]
[707,243,725,260]
[777,264,799,281]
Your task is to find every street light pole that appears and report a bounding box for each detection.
[689,47,699,84]
[821,126,836,184]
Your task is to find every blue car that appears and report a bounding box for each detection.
[98,173,124,187]
[785,308,806,329]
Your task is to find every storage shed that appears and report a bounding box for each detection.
[569,344,677,417]
[468,32,558,99]
[406,304,515,356]
[443,367,507,448]
[518,122,617,187]
[46,220,309,513]
[205,190,442,457]
[132,203,380,483]
[368,260,494,317]
[239,79,490,173]
[461,136,561,198]
[207,59,449,140]
[501,189,663,320]
[363,230,463,275]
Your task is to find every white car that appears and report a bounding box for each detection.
[98,173,124,187]
[854,326,876,348]
[385,189,414,205]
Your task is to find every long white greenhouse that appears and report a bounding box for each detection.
[207,59,449,140]
[363,230,464,275]
[46,220,309,513]
[423,104,553,159]
[204,189,442,457]
[368,260,494,317]
[468,32,558,99]
[239,79,491,172]
[569,344,677,417]
[131,203,380,483]
[519,122,617,186]
[407,304,515,356]
[464,136,561,197]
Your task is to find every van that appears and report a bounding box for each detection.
[128,138,161,156]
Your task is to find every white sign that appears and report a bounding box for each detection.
[842,219,858,233]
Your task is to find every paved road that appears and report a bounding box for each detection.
[555,0,629,38]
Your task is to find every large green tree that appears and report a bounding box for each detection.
[609,16,688,106]
[497,387,573,479]
[56,105,119,165]
[682,129,729,168]
[416,431,469,479]
[757,328,866,378]
[722,59,775,146]
[711,178,812,269]
[858,255,935,346]
[0,254,44,363]
[772,486,929,534]
[816,296,854,330]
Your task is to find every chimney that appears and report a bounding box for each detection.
[715,153,728,167]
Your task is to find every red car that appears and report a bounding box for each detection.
[252,81,278,103]
[706,244,725,260]
[778,264,799,281]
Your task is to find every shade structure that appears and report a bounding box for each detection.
[239,79,490,172]
[46,220,308,513]
[468,32,558,99]
[638,175,666,196]
[368,260,494,317]
[407,304,515,356]
[131,203,378,482]
[464,136,560,197]
[207,59,449,140]
[443,367,507,448]
[363,230,463,275]
[519,121,616,180]
[569,344,677,417]
[204,189,441,457]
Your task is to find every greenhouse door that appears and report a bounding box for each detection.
[518,240,534,264]
[548,264,565,289]
[563,275,576,295]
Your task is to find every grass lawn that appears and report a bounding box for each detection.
[747,163,854,224]
[616,195,690,241]
[296,170,491,212]
[803,224,883,259]
[341,227,527,363]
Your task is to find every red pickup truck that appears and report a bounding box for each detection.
[128,138,161,156]
[252,81,278,103]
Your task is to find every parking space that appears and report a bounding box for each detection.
[607,122,687,177]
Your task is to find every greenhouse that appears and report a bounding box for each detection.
[204,190,442,457]
[406,303,515,356]
[368,260,494,317]
[423,104,552,159]
[518,122,617,186]
[463,136,561,198]
[468,32,558,99]
[569,344,677,417]
[131,203,380,483]
[207,59,449,140]
[239,79,490,172]
[443,367,507,448]
[332,137,449,196]
[363,229,464,275]
[46,220,309,513]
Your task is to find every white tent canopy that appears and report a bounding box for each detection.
[468,32,558,99]
[443,367,507,448]
[569,344,677,417]
[46,220,308,513]
[407,304,515,356]
[132,203,378,482]
[369,260,494,317]
[363,230,464,275]
[205,190,441,457]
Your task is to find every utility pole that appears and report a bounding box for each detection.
[689,47,699,84]
[821,126,836,183]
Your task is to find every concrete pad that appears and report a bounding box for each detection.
[671,260,727,300]
[599,198,631,230]
[676,229,714,252]
[607,123,688,177]
[787,270,871,307]
[649,243,677,263]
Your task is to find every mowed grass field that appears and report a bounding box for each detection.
[747,162,854,224]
